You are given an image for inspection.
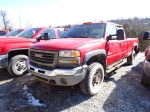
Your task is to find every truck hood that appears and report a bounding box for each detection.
[0,37,31,46]
[31,38,101,50]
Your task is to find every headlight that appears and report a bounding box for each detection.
[59,50,80,57]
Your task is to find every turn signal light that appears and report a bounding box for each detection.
[72,51,80,57]
[146,47,150,59]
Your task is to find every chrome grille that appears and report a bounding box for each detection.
[29,49,58,67]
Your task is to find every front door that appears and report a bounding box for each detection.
[106,24,121,66]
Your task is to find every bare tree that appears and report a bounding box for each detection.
[18,15,22,29]
[24,20,32,29]
[0,10,11,30]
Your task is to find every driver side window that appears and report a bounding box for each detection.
[108,24,117,39]
[39,29,56,39]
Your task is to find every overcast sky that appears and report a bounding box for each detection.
[0,0,149,28]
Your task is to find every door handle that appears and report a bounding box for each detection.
[119,42,122,46]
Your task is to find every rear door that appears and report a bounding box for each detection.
[118,29,128,59]
[106,24,121,65]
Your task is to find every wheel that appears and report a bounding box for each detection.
[79,62,104,96]
[7,55,28,76]
[141,70,150,85]
[127,50,136,65]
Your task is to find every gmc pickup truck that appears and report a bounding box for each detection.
[27,21,140,95]
[0,27,65,76]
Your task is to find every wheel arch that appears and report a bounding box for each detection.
[7,48,29,61]
[83,49,106,72]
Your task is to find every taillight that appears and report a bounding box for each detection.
[145,47,150,61]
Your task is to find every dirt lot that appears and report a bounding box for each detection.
[0,52,150,112]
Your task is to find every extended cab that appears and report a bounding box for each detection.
[0,27,65,76]
[27,22,140,95]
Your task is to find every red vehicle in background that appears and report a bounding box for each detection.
[0,30,9,36]
[4,29,24,37]
[0,27,65,76]
[141,31,150,85]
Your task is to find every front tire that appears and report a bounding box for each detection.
[79,62,104,96]
[141,70,150,85]
[7,55,28,76]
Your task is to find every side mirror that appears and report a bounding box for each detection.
[108,34,117,40]
[143,31,150,40]
[36,36,41,42]
[35,33,50,42]
[117,29,124,40]
[44,33,50,40]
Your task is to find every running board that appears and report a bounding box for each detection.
[106,60,126,74]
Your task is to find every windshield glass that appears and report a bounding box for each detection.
[0,31,7,36]
[17,28,40,38]
[62,23,106,38]
[5,29,22,37]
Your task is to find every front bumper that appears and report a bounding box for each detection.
[143,60,150,77]
[0,54,8,68]
[27,60,87,86]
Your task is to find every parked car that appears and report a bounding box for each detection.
[0,30,9,36]
[0,27,65,76]
[141,31,150,85]
[4,29,24,37]
[26,21,140,95]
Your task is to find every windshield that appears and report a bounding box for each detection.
[17,28,40,38]
[5,29,22,37]
[62,23,106,38]
[0,31,7,36]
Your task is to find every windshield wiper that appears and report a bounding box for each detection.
[62,36,71,38]
[77,35,89,38]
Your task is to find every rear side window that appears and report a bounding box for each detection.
[40,29,56,39]
[57,29,65,38]
[0,31,7,36]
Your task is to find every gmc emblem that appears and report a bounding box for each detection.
[34,53,43,58]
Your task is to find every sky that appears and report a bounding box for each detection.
[0,0,150,29]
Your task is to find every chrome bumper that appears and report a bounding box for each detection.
[143,60,150,77]
[27,60,87,86]
[0,54,8,68]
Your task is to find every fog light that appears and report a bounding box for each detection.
[60,78,67,84]
[72,60,78,64]
[59,60,78,64]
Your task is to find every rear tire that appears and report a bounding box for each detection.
[7,55,28,76]
[141,70,150,85]
[79,62,104,96]
[127,50,136,65]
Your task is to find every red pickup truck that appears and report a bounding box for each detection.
[0,27,65,76]
[27,22,140,95]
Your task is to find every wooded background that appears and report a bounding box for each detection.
[0,9,150,51]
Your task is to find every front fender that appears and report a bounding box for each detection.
[83,49,106,63]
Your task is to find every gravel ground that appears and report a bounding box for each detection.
[0,52,150,112]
